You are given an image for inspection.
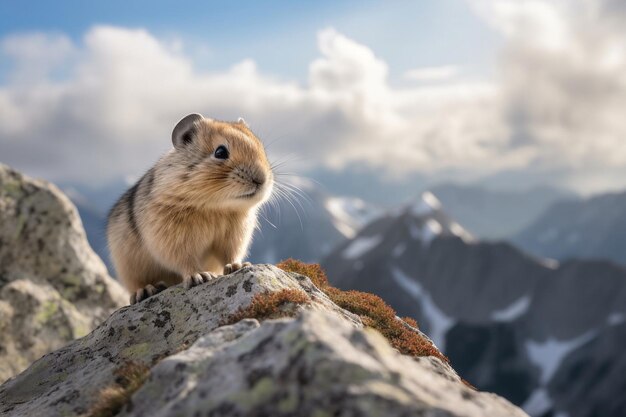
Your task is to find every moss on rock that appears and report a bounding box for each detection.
[87,361,150,417]
[224,288,311,325]
[276,259,448,363]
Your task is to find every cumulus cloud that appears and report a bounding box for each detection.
[404,66,459,82]
[469,0,626,190]
[0,25,503,185]
[1,2,626,194]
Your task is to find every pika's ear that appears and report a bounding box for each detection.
[237,117,249,128]
[172,113,203,150]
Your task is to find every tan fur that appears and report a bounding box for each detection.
[107,116,273,295]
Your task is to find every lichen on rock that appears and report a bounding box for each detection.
[0,263,528,417]
[119,311,528,417]
[0,164,127,381]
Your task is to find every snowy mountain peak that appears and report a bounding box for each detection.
[449,220,475,243]
[399,192,474,244]
[411,191,443,216]
[325,196,381,239]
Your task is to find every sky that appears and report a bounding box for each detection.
[1,0,625,199]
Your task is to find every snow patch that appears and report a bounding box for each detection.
[608,312,625,326]
[492,296,531,322]
[325,197,380,239]
[526,331,595,384]
[539,257,560,270]
[424,219,443,242]
[331,219,357,239]
[391,267,455,350]
[523,389,552,416]
[411,191,442,216]
[342,235,383,259]
[409,219,442,245]
[449,221,474,243]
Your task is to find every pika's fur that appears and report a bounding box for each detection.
[107,114,273,304]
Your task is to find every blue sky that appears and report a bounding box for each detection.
[1,0,625,196]
[0,0,499,82]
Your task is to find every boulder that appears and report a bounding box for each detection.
[0,164,127,381]
[0,264,528,417]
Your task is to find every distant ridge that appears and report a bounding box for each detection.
[323,191,626,417]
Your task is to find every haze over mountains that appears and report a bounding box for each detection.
[248,178,381,264]
[429,183,577,240]
[513,191,626,267]
[64,177,626,274]
[62,178,382,274]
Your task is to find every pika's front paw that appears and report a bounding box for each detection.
[130,281,168,305]
[183,271,217,290]
[223,262,252,275]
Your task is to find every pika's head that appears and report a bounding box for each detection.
[171,113,273,210]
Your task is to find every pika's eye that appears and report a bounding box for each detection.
[214,145,229,160]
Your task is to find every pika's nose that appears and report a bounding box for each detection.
[252,174,266,186]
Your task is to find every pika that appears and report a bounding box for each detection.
[107,114,273,304]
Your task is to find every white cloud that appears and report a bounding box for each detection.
[404,66,459,82]
[468,0,626,183]
[0,26,504,185]
[1,3,626,195]
[1,32,76,83]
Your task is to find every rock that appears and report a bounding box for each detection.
[0,164,127,381]
[122,312,527,417]
[0,264,528,417]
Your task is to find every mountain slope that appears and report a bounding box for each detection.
[429,183,576,239]
[513,191,626,266]
[248,178,380,263]
[62,178,380,276]
[322,192,626,417]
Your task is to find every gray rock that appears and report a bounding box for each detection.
[122,311,527,417]
[0,264,527,417]
[0,164,127,381]
[0,264,356,416]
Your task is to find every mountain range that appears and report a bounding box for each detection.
[322,192,626,417]
[62,178,381,275]
[513,191,626,267]
[64,176,626,416]
[428,183,576,239]
[248,178,381,264]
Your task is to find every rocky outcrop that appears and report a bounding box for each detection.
[0,164,127,381]
[0,264,528,417]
